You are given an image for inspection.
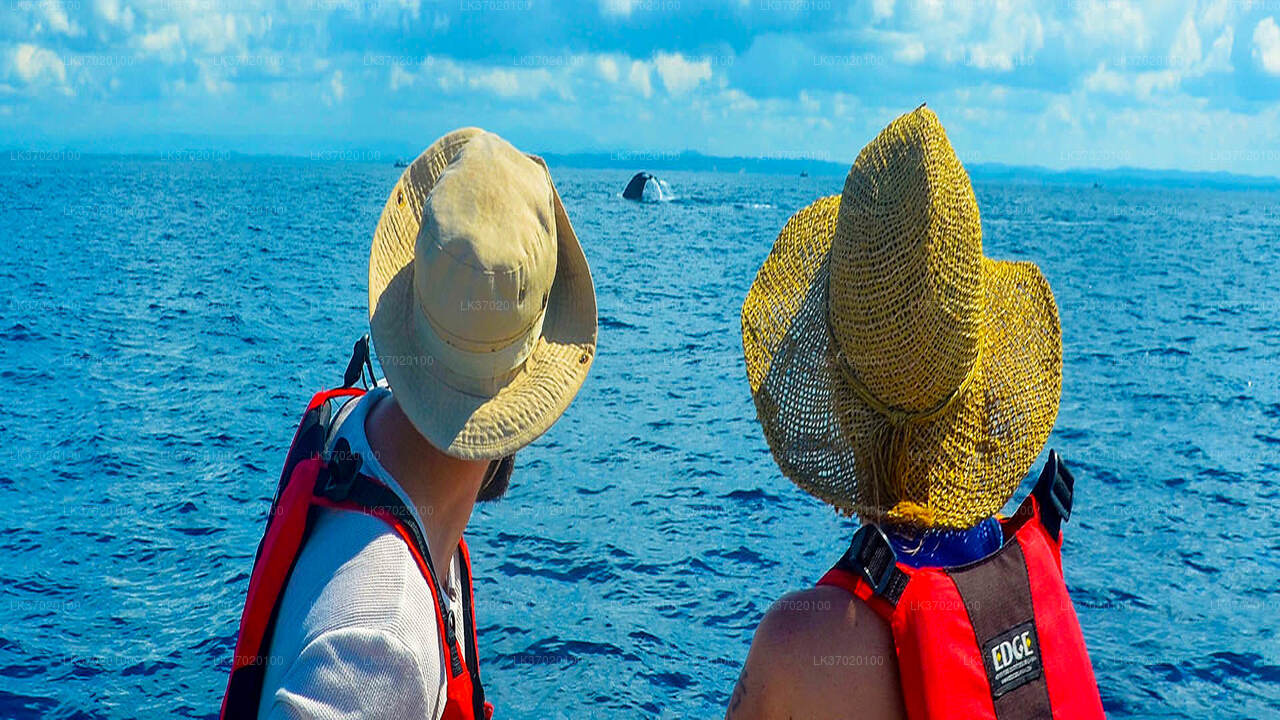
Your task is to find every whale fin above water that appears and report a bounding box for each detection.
[623,172,653,200]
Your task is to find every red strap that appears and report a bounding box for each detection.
[230,457,325,671]
[219,457,327,719]
[817,567,899,621]
[306,387,364,411]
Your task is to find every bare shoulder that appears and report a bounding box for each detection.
[727,586,906,720]
[754,586,898,684]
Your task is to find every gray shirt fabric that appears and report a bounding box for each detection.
[257,386,465,719]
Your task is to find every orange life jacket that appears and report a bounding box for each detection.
[817,452,1105,720]
[220,386,492,719]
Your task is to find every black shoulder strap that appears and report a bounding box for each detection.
[832,524,910,607]
[1031,449,1074,543]
[274,402,331,504]
[456,548,487,719]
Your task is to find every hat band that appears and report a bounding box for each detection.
[413,305,546,395]
[823,289,979,426]
[830,337,978,426]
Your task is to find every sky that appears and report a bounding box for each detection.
[2,0,1280,175]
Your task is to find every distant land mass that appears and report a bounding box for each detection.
[4,145,1278,189]
[540,150,1280,189]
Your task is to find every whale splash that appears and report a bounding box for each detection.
[622,172,674,203]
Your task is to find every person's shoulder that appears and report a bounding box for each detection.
[754,585,895,667]
[262,625,437,719]
[729,586,904,719]
[261,508,448,717]
[288,507,432,637]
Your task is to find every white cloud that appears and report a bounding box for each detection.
[1083,63,1128,94]
[596,55,620,83]
[195,59,233,94]
[887,0,1043,72]
[653,52,711,95]
[1019,90,1280,174]
[894,40,925,65]
[1203,26,1233,73]
[1133,70,1180,97]
[1084,63,1182,100]
[628,60,652,98]
[94,0,135,32]
[1076,0,1148,50]
[390,64,415,91]
[1199,0,1231,32]
[1077,6,1239,100]
[138,24,184,62]
[1253,17,1280,75]
[330,70,345,102]
[429,56,466,92]
[11,44,69,93]
[469,68,520,96]
[720,88,758,113]
[184,14,241,55]
[600,0,635,18]
[915,0,946,23]
[469,67,560,99]
[36,0,83,37]
[417,56,568,100]
[1169,14,1201,70]
[871,0,895,22]
[969,3,1044,71]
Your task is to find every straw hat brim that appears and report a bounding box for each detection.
[369,128,597,460]
[742,196,1062,528]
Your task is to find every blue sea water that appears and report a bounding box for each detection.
[0,157,1278,719]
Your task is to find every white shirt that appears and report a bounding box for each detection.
[258,386,465,720]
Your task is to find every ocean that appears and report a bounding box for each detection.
[1,158,1277,719]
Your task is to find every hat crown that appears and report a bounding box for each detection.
[413,132,557,357]
[827,107,984,414]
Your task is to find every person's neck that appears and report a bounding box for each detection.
[364,392,487,568]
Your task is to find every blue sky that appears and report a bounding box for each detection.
[3,0,1280,175]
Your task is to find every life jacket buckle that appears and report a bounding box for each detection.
[1048,457,1074,524]
[321,438,362,502]
[841,524,898,598]
[1033,449,1075,541]
[343,334,377,389]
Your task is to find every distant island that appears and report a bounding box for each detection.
[4,146,1278,189]
[537,150,1280,189]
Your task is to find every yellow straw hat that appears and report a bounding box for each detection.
[369,128,597,460]
[741,106,1062,529]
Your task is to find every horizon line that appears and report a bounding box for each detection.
[2,147,1278,186]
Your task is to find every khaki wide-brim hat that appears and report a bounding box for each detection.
[741,106,1062,529]
[369,128,597,460]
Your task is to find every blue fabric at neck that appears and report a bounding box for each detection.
[883,516,1003,569]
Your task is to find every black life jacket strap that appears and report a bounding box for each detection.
[457,548,487,719]
[1031,449,1074,543]
[833,524,910,607]
[275,402,332,507]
